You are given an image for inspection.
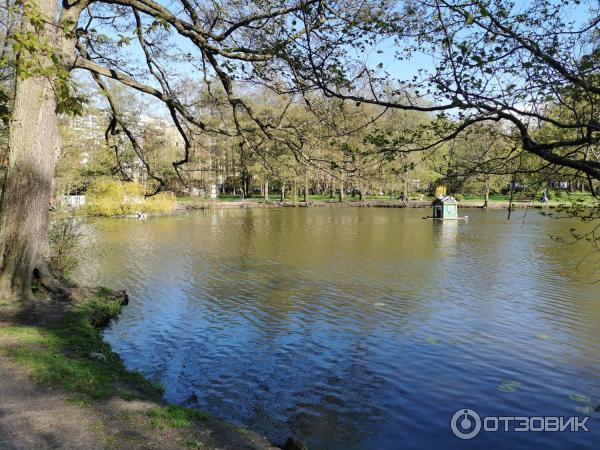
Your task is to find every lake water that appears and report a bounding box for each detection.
[75,208,600,449]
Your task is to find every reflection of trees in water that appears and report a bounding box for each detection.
[197,208,441,329]
[527,214,600,374]
[178,209,441,447]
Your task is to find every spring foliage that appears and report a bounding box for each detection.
[85,178,175,216]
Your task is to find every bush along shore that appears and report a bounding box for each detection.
[0,286,292,450]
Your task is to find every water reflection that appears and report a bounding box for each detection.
[75,209,600,450]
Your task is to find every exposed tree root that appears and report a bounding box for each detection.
[33,265,73,302]
[0,264,77,326]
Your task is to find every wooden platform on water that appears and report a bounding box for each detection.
[422,216,469,220]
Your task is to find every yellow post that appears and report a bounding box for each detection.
[435,185,447,197]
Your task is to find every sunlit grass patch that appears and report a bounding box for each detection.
[182,439,205,449]
[0,290,162,401]
[146,405,209,429]
[0,325,45,341]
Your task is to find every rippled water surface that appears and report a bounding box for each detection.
[75,208,600,449]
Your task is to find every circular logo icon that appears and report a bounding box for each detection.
[451,408,481,439]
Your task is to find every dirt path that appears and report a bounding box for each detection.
[0,357,106,450]
[0,353,281,449]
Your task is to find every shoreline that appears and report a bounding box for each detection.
[64,197,596,220]
[179,199,568,211]
[68,198,579,221]
[0,288,285,450]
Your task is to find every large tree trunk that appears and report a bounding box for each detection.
[0,0,61,300]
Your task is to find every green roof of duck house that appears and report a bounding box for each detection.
[432,195,458,219]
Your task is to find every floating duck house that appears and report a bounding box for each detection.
[432,195,458,219]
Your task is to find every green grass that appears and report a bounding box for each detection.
[146,405,209,429]
[0,289,163,401]
[554,191,598,205]
[182,439,205,449]
[461,191,597,205]
[461,193,511,201]
[172,191,600,207]
[177,193,428,204]
[299,194,418,202]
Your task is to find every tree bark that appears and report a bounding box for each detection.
[483,179,490,209]
[304,172,308,203]
[0,0,61,300]
[292,180,297,205]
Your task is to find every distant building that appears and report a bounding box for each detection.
[69,115,103,145]
[62,195,86,208]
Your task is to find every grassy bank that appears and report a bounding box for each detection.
[178,191,597,205]
[0,288,279,450]
[0,289,161,401]
[178,193,426,204]
[178,195,598,211]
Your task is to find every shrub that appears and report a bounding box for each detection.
[49,210,83,277]
[145,193,176,214]
[86,296,125,328]
[85,178,175,216]
[453,193,464,201]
